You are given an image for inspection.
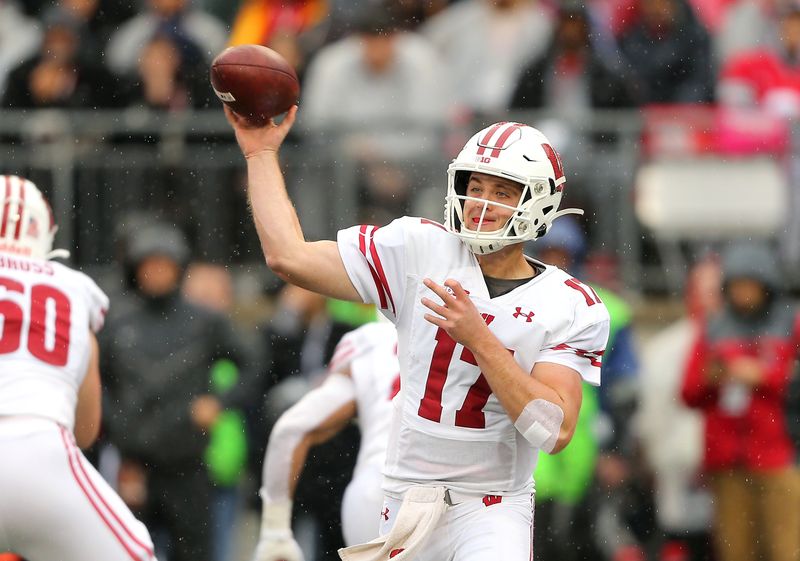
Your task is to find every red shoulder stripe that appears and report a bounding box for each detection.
[358,225,387,310]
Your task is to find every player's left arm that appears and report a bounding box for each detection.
[421,278,604,453]
[255,369,357,561]
[74,332,101,449]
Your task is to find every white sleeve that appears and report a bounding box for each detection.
[261,373,357,504]
[538,319,609,386]
[327,327,369,374]
[336,218,410,322]
[81,275,109,333]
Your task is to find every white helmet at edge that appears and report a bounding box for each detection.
[0,175,66,260]
[444,122,583,255]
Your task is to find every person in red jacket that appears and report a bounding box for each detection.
[681,241,800,561]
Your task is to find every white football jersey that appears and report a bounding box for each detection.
[338,217,609,496]
[0,253,108,430]
[328,321,400,476]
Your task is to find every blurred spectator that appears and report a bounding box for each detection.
[617,0,715,104]
[196,0,240,25]
[105,0,227,77]
[182,262,257,561]
[41,0,121,64]
[228,0,326,46]
[228,0,328,47]
[681,241,800,561]
[301,6,447,221]
[715,0,778,65]
[2,12,120,108]
[228,0,327,76]
[321,0,450,42]
[528,216,648,561]
[511,5,639,115]
[302,6,447,149]
[0,0,41,98]
[718,4,800,117]
[638,258,721,561]
[100,223,260,561]
[123,31,214,110]
[422,0,554,116]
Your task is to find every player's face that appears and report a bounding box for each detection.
[461,172,524,232]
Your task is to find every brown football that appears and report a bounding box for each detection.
[210,45,300,125]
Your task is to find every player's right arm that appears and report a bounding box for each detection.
[253,369,358,561]
[74,332,101,449]
[224,106,361,302]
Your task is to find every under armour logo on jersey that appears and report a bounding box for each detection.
[389,549,405,558]
[513,307,535,322]
[482,495,503,507]
[381,507,389,521]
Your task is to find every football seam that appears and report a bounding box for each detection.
[212,63,298,82]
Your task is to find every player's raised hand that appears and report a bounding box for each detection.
[251,531,305,561]
[421,278,490,349]
[224,105,298,159]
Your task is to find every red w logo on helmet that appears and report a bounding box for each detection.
[541,143,565,192]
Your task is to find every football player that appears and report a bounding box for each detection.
[0,175,156,561]
[252,320,400,561]
[225,107,610,561]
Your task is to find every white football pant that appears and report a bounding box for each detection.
[0,417,156,561]
[378,491,533,561]
[341,465,385,546]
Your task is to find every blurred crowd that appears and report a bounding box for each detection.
[5,0,800,116]
[4,1,800,561]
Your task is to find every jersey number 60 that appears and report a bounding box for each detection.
[0,276,71,366]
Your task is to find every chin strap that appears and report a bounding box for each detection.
[46,248,70,260]
[538,207,584,239]
[549,207,584,222]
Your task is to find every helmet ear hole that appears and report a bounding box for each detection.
[549,178,556,195]
[542,205,554,215]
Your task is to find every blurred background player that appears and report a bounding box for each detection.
[252,287,379,560]
[252,319,399,561]
[0,175,156,561]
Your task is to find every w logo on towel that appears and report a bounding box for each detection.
[482,495,503,507]
[390,549,405,558]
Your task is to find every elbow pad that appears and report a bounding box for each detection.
[514,399,564,453]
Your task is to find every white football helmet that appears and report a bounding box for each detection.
[0,175,63,260]
[444,122,583,254]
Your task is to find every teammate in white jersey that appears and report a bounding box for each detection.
[252,321,400,561]
[0,175,156,561]
[225,106,610,561]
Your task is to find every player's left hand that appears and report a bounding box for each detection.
[421,278,490,349]
[252,531,305,561]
